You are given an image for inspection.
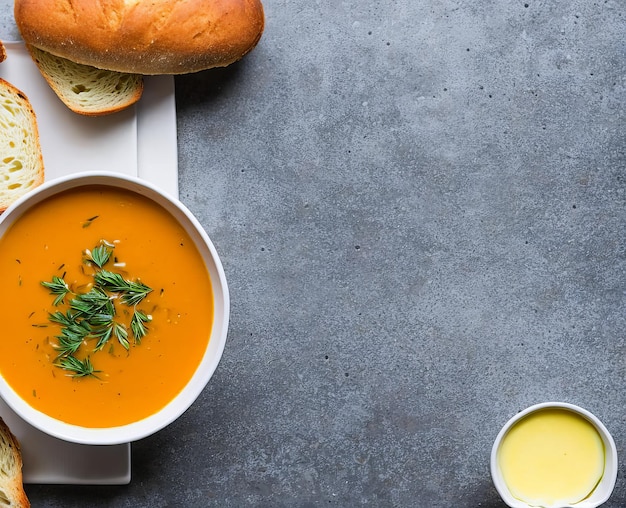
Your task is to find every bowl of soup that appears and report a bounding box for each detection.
[491,402,617,508]
[0,171,229,445]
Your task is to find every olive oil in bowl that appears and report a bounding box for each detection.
[491,403,617,508]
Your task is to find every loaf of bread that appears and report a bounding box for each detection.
[0,78,44,212]
[14,0,265,75]
[0,417,30,507]
[26,45,143,116]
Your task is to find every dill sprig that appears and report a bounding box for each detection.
[130,310,151,343]
[41,276,72,306]
[93,270,152,306]
[41,240,153,377]
[90,314,129,351]
[84,243,113,268]
[57,355,100,378]
[70,287,115,318]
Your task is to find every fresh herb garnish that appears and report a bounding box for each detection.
[130,310,151,343]
[94,270,152,306]
[41,240,153,378]
[57,355,100,378]
[41,276,71,306]
[84,244,113,268]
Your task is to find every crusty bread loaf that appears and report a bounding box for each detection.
[0,417,30,507]
[0,78,44,212]
[26,45,143,116]
[14,0,265,75]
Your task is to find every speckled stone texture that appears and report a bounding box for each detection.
[3,0,625,506]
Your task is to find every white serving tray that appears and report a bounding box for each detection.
[0,42,178,484]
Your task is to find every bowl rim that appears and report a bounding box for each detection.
[490,401,618,508]
[0,171,230,445]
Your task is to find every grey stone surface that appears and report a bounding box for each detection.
[3,0,626,506]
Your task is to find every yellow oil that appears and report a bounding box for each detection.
[498,408,605,507]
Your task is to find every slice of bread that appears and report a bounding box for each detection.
[0,417,30,507]
[0,40,6,63]
[26,45,143,116]
[0,78,44,212]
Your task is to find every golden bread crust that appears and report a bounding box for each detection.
[14,0,265,75]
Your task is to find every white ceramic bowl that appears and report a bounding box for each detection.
[0,172,229,445]
[491,402,618,508]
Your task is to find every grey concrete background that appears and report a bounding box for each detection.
[2,0,625,506]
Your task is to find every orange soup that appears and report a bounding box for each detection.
[0,185,214,427]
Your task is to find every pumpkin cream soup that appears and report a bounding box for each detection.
[0,186,214,427]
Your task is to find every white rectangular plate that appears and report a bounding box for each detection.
[0,42,178,484]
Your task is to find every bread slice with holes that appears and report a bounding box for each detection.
[26,44,143,116]
[0,78,44,212]
[0,417,29,507]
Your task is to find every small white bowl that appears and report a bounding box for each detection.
[491,402,618,508]
[0,172,229,445]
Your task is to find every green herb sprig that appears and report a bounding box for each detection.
[57,355,99,378]
[94,270,152,306]
[41,241,153,378]
[41,276,71,306]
